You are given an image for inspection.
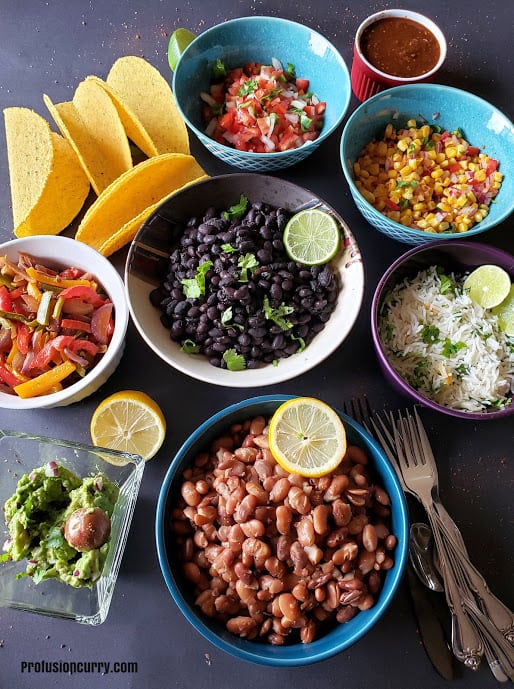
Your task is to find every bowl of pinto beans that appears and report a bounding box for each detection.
[0,235,128,409]
[156,395,408,666]
[170,16,351,171]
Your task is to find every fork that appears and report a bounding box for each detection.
[385,407,514,681]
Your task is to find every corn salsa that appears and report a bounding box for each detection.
[353,120,503,233]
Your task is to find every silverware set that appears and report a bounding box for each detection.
[343,398,514,682]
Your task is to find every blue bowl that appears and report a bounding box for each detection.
[156,395,408,666]
[340,84,514,245]
[172,16,351,171]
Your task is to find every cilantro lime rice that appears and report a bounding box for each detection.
[379,265,514,412]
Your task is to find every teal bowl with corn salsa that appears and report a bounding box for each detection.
[340,84,514,245]
[171,16,351,171]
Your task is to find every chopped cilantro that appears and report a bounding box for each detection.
[300,113,312,133]
[221,243,237,253]
[438,272,454,294]
[262,296,294,330]
[421,324,440,344]
[290,333,306,353]
[237,79,258,97]
[181,339,201,354]
[181,260,213,298]
[222,348,246,371]
[286,62,296,79]
[212,59,226,79]
[441,338,466,357]
[238,253,259,282]
[223,194,249,220]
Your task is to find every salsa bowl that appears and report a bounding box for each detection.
[172,16,351,171]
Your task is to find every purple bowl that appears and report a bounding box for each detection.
[371,240,514,420]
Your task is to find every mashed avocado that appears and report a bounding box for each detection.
[1,462,119,588]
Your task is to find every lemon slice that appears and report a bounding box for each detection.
[492,284,514,336]
[168,28,196,71]
[283,208,340,266]
[463,264,511,309]
[268,397,347,478]
[90,390,166,462]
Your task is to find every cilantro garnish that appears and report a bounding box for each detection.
[222,348,246,371]
[286,62,296,80]
[223,194,249,220]
[221,308,244,330]
[212,58,226,79]
[290,333,306,353]
[181,260,213,298]
[237,79,258,97]
[441,338,466,357]
[300,113,312,133]
[421,324,440,344]
[262,296,294,330]
[238,253,259,282]
[221,243,237,253]
[181,339,201,354]
[438,273,454,295]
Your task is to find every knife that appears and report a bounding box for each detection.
[407,563,455,680]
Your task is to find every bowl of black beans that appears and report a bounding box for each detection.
[124,174,364,387]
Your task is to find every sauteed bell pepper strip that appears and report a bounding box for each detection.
[0,252,114,398]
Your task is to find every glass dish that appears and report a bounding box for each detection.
[0,430,144,625]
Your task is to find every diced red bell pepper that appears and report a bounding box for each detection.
[0,285,13,311]
[385,198,401,211]
[58,285,106,308]
[0,362,23,389]
[16,322,32,355]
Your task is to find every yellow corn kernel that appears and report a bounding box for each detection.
[412,202,425,212]
[431,168,444,180]
[368,162,380,176]
[353,162,361,176]
[419,125,431,140]
[456,223,468,233]
[400,164,413,177]
[387,211,401,222]
[360,189,375,204]
[474,169,486,182]
[417,219,428,229]
[406,119,417,128]
[397,139,409,152]
[445,146,457,158]
[384,123,394,138]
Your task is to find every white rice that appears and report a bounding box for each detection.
[379,265,514,412]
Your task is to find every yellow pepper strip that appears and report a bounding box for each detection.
[14,360,77,399]
[25,267,93,289]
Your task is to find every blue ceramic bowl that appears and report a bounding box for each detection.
[172,16,351,171]
[340,84,514,245]
[156,395,408,666]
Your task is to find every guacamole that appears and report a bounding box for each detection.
[1,461,119,588]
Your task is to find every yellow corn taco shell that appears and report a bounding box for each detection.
[43,78,132,195]
[4,107,90,237]
[96,175,208,257]
[102,56,190,156]
[75,153,207,254]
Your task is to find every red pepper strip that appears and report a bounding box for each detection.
[69,339,100,357]
[0,285,13,311]
[58,285,106,308]
[385,198,400,211]
[29,335,76,370]
[0,362,23,389]
[16,322,32,355]
[60,318,92,332]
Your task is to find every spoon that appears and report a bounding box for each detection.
[410,522,444,593]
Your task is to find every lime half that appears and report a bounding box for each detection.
[463,264,511,309]
[168,28,196,71]
[283,208,340,266]
[492,284,514,336]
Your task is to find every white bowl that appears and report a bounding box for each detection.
[0,235,128,409]
[125,174,364,387]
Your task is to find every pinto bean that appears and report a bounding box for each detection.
[362,524,378,552]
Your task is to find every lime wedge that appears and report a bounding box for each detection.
[492,284,514,336]
[168,28,196,71]
[283,209,340,265]
[463,264,511,309]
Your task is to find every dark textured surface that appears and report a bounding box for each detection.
[0,2,512,687]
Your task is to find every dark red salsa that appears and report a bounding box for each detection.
[361,17,440,78]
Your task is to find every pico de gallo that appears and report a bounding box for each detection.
[201,58,326,153]
[0,252,114,398]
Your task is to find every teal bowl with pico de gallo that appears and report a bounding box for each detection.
[171,16,351,171]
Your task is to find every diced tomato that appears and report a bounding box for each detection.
[61,318,92,332]
[449,162,462,174]
[467,145,480,156]
[295,78,310,93]
[486,158,498,174]
[218,110,236,131]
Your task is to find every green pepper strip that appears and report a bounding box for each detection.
[0,309,38,327]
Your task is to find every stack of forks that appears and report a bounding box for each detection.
[345,398,514,682]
